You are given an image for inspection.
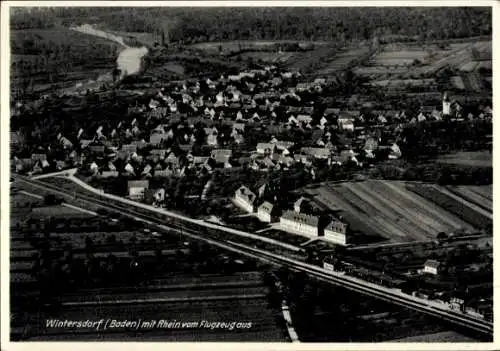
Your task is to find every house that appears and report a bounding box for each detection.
[101,170,119,178]
[121,144,138,153]
[274,140,295,151]
[270,77,282,87]
[449,297,465,311]
[388,143,402,159]
[31,153,47,162]
[123,163,135,175]
[293,154,313,166]
[205,127,219,146]
[9,131,21,147]
[193,156,210,165]
[295,82,315,92]
[60,136,73,149]
[15,158,34,173]
[280,211,319,237]
[55,160,67,171]
[232,123,245,133]
[423,259,441,275]
[323,219,349,245]
[89,161,99,174]
[300,147,331,159]
[234,185,257,214]
[128,180,149,201]
[149,133,168,146]
[165,152,179,165]
[256,143,276,155]
[154,188,166,202]
[211,149,232,164]
[154,169,172,178]
[80,139,93,149]
[257,201,280,223]
[338,116,355,131]
[259,156,276,170]
[150,149,169,159]
[297,114,313,124]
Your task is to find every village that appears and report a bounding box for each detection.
[11,63,492,247]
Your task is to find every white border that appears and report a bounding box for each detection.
[1,1,498,351]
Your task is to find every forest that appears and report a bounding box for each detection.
[11,7,492,44]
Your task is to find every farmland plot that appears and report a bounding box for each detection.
[450,76,466,90]
[315,47,371,75]
[406,183,492,230]
[371,50,429,65]
[309,180,474,243]
[445,185,492,213]
[437,151,492,167]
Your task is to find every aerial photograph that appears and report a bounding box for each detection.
[6,4,493,344]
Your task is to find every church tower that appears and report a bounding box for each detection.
[442,91,451,116]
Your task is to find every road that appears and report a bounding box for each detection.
[14,174,493,338]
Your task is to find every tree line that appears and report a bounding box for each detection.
[11,7,492,44]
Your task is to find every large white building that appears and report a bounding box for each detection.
[257,201,278,223]
[324,219,349,245]
[280,210,319,237]
[423,259,441,275]
[234,185,257,213]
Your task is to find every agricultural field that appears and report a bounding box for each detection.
[314,47,371,76]
[445,185,492,213]
[161,62,186,75]
[437,151,492,167]
[370,78,437,90]
[232,51,294,64]
[354,40,491,89]
[369,49,429,67]
[406,183,492,230]
[306,180,475,243]
[415,41,491,76]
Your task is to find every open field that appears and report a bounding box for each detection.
[437,151,492,167]
[306,180,474,243]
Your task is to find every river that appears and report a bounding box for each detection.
[70,24,149,80]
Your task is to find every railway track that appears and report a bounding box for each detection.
[15,175,493,338]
